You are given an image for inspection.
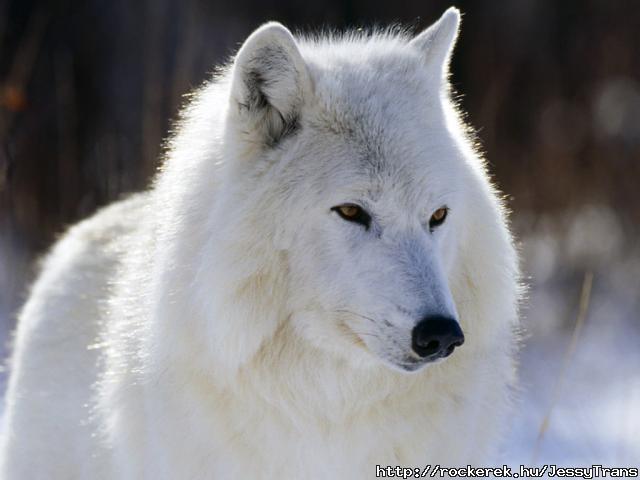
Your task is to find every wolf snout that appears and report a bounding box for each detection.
[411,315,465,359]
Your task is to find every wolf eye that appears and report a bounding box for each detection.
[429,207,448,230]
[331,204,371,230]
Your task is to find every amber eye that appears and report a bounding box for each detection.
[429,207,448,230]
[337,205,359,218]
[331,204,371,230]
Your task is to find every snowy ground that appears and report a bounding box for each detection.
[503,282,640,466]
[0,205,638,467]
[504,207,640,467]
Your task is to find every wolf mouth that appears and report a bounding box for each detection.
[395,353,452,372]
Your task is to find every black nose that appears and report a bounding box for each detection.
[411,315,465,359]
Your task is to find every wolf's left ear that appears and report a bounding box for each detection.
[409,7,461,80]
[229,22,311,147]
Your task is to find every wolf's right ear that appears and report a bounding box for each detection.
[409,7,461,81]
[229,23,311,148]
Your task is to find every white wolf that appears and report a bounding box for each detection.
[0,7,520,479]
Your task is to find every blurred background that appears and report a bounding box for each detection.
[0,0,638,466]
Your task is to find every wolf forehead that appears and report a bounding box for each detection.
[301,42,443,137]
[238,34,446,124]
[227,14,463,193]
[261,44,451,175]
[299,46,459,194]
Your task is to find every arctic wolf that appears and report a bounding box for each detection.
[0,7,520,479]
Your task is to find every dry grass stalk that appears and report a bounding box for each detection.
[531,271,594,464]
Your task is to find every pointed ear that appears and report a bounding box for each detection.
[229,22,311,147]
[409,7,461,80]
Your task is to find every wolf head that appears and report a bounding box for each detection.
[175,9,515,376]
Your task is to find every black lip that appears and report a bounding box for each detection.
[395,352,450,371]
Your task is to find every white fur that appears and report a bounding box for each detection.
[0,8,520,479]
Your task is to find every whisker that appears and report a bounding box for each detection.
[349,329,379,339]
[333,309,378,324]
